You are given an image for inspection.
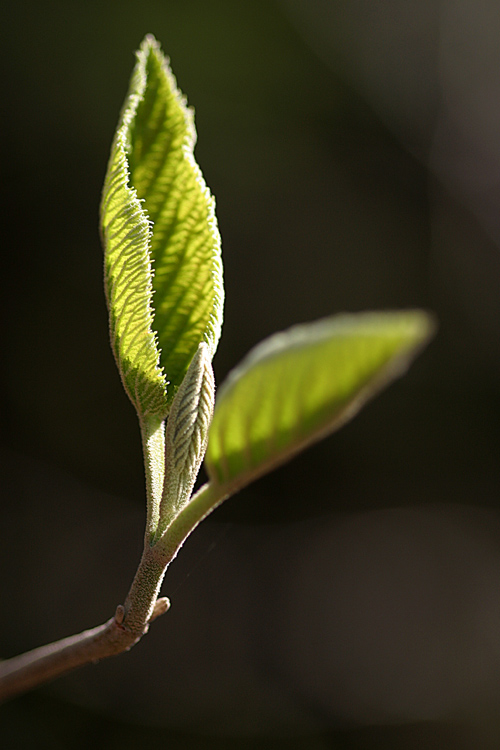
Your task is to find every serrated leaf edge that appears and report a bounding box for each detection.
[100,38,169,418]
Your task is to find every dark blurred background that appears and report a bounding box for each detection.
[2,1,500,747]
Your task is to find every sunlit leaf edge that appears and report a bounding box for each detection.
[100,40,168,419]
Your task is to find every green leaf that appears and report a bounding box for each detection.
[205,311,434,490]
[157,342,215,539]
[100,35,223,419]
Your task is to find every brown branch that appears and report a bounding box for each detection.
[0,544,171,703]
[0,484,221,703]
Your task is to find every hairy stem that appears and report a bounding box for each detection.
[157,482,228,560]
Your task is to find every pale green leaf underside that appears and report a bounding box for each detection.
[100,35,223,418]
[205,311,434,489]
[157,343,215,539]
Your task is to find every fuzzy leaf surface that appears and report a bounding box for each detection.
[100,35,223,418]
[205,311,434,490]
[158,342,215,537]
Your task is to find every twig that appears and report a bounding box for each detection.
[0,545,170,703]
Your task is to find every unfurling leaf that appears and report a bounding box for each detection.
[157,343,215,538]
[205,311,434,492]
[100,35,223,420]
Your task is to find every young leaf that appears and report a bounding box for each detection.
[157,342,215,539]
[205,311,434,491]
[100,35,223,419]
